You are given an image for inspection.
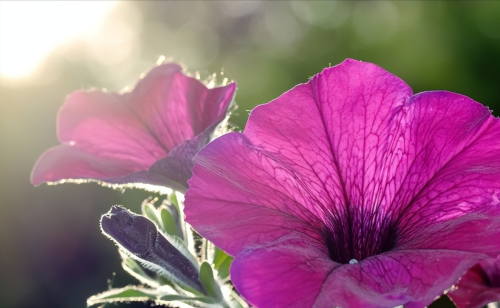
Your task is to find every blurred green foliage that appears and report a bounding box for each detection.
[1,1,499,308]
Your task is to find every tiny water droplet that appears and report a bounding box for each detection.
[349,259,359,264]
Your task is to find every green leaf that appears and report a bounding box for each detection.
[217,255,233,279]
[141,200,163,229]
[200,261,223,301]
[169,192,181,214]
[87,286,159,306]
[157,294,216,304]
[87,285,215,307]
[213,247,230,269]
[121,254,159,287]
[120,250,184,291]
[159,205,181,238]
[157,275,177,288]
[213,247,233,279]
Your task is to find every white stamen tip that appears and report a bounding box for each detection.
[349,259,359,264]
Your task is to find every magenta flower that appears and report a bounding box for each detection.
[449,257,500,308]
[185,59,500,307]
[31,63,236,192]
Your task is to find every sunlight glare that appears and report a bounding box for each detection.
[0,1,117,79]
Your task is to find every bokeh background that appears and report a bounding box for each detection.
[1,1,500,308]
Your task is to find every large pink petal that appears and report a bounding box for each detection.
[387,92,500,254]
[58,90,164,167]
[123,64,235,149]
[244,59,413,220]
[32,89,166,186]
[244,60,500,244]
[32,63,236,189]
[185,132,326,256]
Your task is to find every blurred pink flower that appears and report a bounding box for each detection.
[449,256,500,308]
[185,59,500,307]
[31,63,235,192]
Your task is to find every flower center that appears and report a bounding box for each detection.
[322,207,398,264]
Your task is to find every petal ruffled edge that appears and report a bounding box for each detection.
[314,250,485,308]
[449,257,500,308]
[230,233,337,308]
[31,145,142,185]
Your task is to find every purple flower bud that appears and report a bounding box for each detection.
[101,206,205,294]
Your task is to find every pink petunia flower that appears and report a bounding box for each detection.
[184,59,500,308]
[31,63,236,192]
[449,256,500,308]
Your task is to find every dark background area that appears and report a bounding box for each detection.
[1,1,500,308]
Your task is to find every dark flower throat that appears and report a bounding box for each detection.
[322,207,398,264]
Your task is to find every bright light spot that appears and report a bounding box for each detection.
[0,1,117,79]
